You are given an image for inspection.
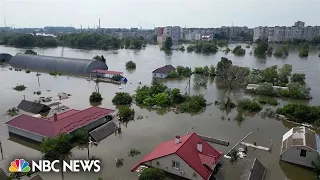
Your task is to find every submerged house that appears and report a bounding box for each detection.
[280,126,320,168]
[131,132,223,180]
[17,100,51,114]
[239,158,266,180]
[152,65,175,79]
[6,106,115,142]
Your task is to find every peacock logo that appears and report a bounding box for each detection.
[9,159,31,172]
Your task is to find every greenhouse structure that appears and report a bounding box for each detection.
[8,54,108,74]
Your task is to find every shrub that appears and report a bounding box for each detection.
[276,104,320,124]
[245,74,263,84]
[194,66,209,76]
[167,70,179,78]
[49,71,62,76]
[139,168,165,180]
[118,106,135,122]
[126,61,136,69]
[232,45,246,55]
[7,107,19,116]
[176,66,192,77]
[237,99,262,112]
[128,148,141,157]
[13,85,27,91]
[89,92,103,103]
[169,88,185,104]
[26,70,31,73]
[235,111,245,122]
[278,82,311,100]
[112,92,133,105]
[259,98,279,106]
[180,95,206,113]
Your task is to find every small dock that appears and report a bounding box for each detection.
[198,134,229,146]
[240,142,271,152]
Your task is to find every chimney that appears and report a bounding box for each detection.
[197,142,202,152]
[175,136,180,144]
[53,113,58,122]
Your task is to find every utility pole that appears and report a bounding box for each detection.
[3,16,6,28]
[0,141,3,160]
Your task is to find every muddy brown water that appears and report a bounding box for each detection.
[0,44,320,180]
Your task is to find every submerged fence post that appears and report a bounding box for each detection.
[0,141,4,160]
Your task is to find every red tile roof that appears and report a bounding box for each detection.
[6,107,115,138]
[131,132,223,180]
[92,69,123,75]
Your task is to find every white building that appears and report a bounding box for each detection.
[185,32,201,41]
[131,133,223,180]
[254,21,320,42]
[280,126,320,168]
[253,26,269,42]
[152,65,175,79]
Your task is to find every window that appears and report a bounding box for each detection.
[154,73,156,77]
[172,161,180,170]
[300,149,307,157]
[156,161,160,166]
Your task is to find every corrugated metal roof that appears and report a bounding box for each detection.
[131,132,223,180]
[8,54,108,74]
[239,158,266,180]
[17,100,51,114]
[89,121,118,142]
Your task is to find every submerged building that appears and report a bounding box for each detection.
[8,54,108,74]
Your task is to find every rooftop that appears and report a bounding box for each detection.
[281,126,320,154]
[152,65,175,74]
[131,132,223,180]
[92,69,123,75]
[6,107,115,138]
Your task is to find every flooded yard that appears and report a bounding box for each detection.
[0,44,319,180]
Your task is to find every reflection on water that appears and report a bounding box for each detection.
[0,44,319,180]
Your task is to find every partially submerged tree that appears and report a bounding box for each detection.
[139,168,166,180]
[118,106,135,123]
[93,55,106,63]
[89,92,103,103]
[112,92,133,105]
[40,133,72,180]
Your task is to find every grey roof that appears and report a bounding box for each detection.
[281,126,319,154]
[30,175,43,180]
[0,168,8,180]
[89,121,118,142]
[0,53,12,62]
[17,100,51,114]
[152,65,175,74]
[8,54,108,74]
[239,158,266,180]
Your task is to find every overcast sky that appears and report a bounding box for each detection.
[0,0,319,29]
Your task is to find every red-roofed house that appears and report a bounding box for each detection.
[131,132,223,180]
[6,106,115,142]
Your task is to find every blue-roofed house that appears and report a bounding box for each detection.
[280,126,320,168]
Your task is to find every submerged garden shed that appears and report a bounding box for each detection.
[8,54,108,74]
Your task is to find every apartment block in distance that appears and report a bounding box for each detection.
[253,21,320,43]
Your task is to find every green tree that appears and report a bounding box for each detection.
[169,88,185,104]
[139,168,165,180]
[74,129,91,159]
[124,39,131,48]
[216,57,232,76]
[163,37,173,50]
[254,42,269,55]
[89,92,103,103]
[93,55,106,63]
[154,92,171,107]
[291,73,306,85]
[299,43,309,57]
[262,65,278,85]
[209,65,216,76]
[232,45,246,55]
[126,60,136,69]
[40,133,72,180]
[167,70,180,78]
[112,92,133,105]
[118,106,135,122]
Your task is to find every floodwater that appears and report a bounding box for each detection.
[0,44,320,180]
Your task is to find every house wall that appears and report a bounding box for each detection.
[281,146,317,168]
[8,126,45,142]
[152,73,168,79]
[144,154,203,180]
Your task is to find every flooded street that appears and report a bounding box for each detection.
[0,44,319,180]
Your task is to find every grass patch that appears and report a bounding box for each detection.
[49,71,62,76]
[13,85,27,91]
[128,148,141,157]
[258,98,279,106]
